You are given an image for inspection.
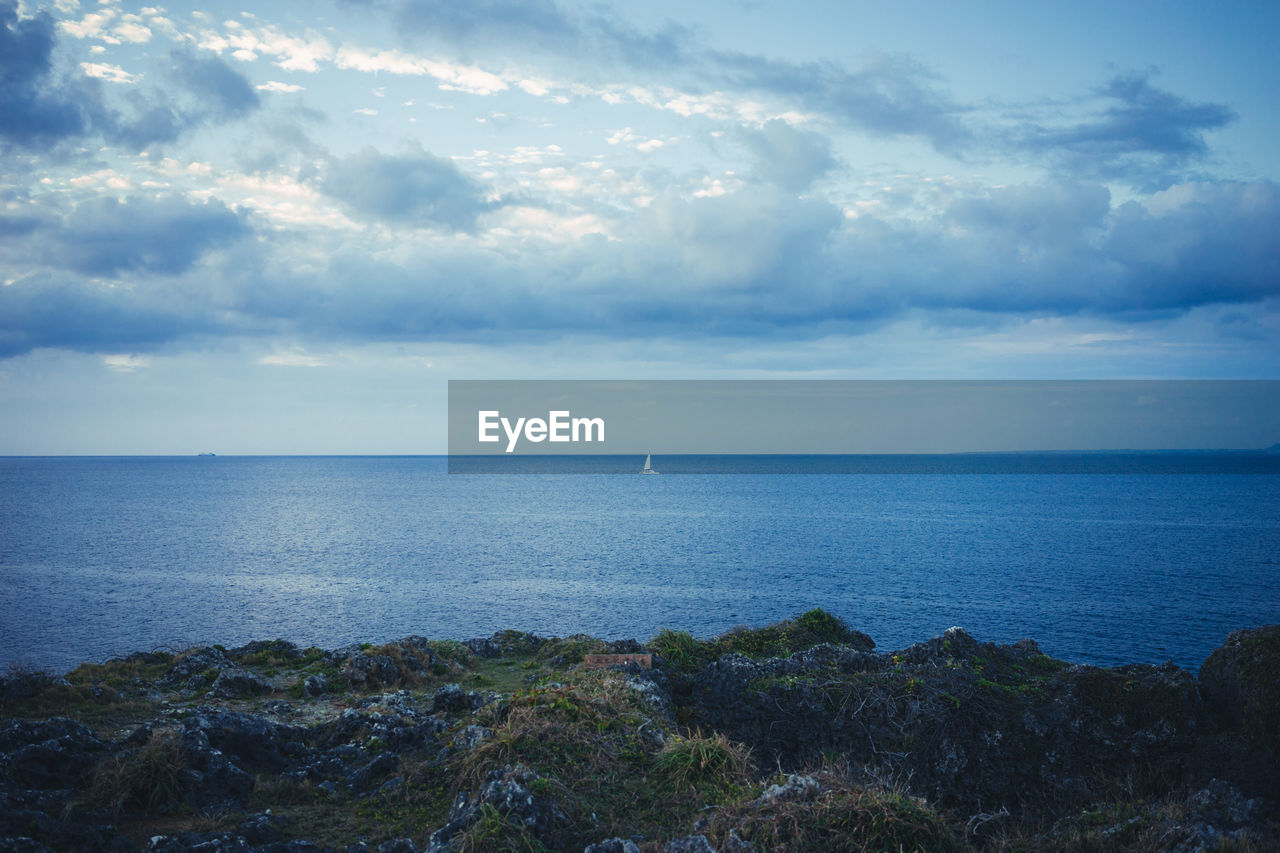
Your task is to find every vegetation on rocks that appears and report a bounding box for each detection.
[0,613,1276,851]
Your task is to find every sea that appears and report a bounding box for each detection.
[1,455,1278,675]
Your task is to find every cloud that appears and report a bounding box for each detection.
[334,46,509,94]
[52,195,249,276]
[713,52,970,152]
[0,272,218,358]
[388,0,967,149]
[0,2,90,146]
[737,119,836,191]
[97,50,262,148]
[256,81,305,93]
[79,61,138,84]
[167,49,260,121]
[320,146,495,230]
[393,0,584,54]
[1016,73,1236,190]
[1,4,262,152]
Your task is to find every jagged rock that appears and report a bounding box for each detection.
[1199,625,1280,798]
[184,710,308,773]
[348,752,400,793]
[430,683,491,714]
[451,725,490,751]
[228,639,302,662]
[234,813,288,845]
[146,833,254,851]
[303,673,328,697]
[0,717,105,789]
[377,839,418,853]
[424,766,565,852]
[584,839,641,853]
[625,671,674,720]
[462,637,500,658]
[344,654,402,689]
[0,839,56,853]
[665,835,715,853]
[691,629,1202,816]
[753,773,819,806]
[160,647,231,686]
[210,667,272,698]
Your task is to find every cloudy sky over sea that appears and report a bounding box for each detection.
[1,0,1277,452]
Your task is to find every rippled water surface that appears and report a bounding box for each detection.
[1,456,1277,673]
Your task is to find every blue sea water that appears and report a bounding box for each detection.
[1,456,1277,674]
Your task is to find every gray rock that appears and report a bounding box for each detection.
[210,667,272,699]
[344,654,402,689]
[424,766,565,852]
[754,773,820,806]
[303,673,328,697]
[451,724,490,751]
[583,839,641,853]
[378,840,418,853]
[160,647,231,686]
[665,836,715,853]
[431,683,494,714]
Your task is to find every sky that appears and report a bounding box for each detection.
[1,0,1278,453]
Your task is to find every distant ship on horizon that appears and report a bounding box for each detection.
[640,453,659,474]
[196,452,216,457]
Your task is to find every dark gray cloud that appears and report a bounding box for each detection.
[1,177,1276,359]
[0,1,89,147]
[321,147,495,230]
[101,51,262,148]
[167,49,260,121]
[0,4,261,152]
[392,0,968,151]
[53,195,249,276]
[714,52,971,153]
[1016,73,1236,190]
[0,272,218,358]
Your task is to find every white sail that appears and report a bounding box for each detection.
[641,453,659,474]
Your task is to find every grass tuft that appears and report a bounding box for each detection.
[84,730,188,815]
[655,729,752,790]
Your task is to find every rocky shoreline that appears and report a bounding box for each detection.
[1,610,1277,852]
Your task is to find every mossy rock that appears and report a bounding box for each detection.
[1199,625,1280,792]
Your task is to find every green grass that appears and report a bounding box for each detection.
[650,609,870,673]
[83,730,189,815]
[702,776,963,853]
[455,803,552,853]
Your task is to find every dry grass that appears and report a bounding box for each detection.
[83,730,188,815]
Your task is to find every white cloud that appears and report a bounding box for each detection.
[256,81,305,93]
[334,47,508,95]
[103,354,150,372]
[353,107,378,116]
[113,15,151,43]
[60,11,119,42]
[259,352,327,367]
[79,62,138,83]
[199,23,333,72]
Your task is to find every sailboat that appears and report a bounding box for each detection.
[640,453,659,474]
